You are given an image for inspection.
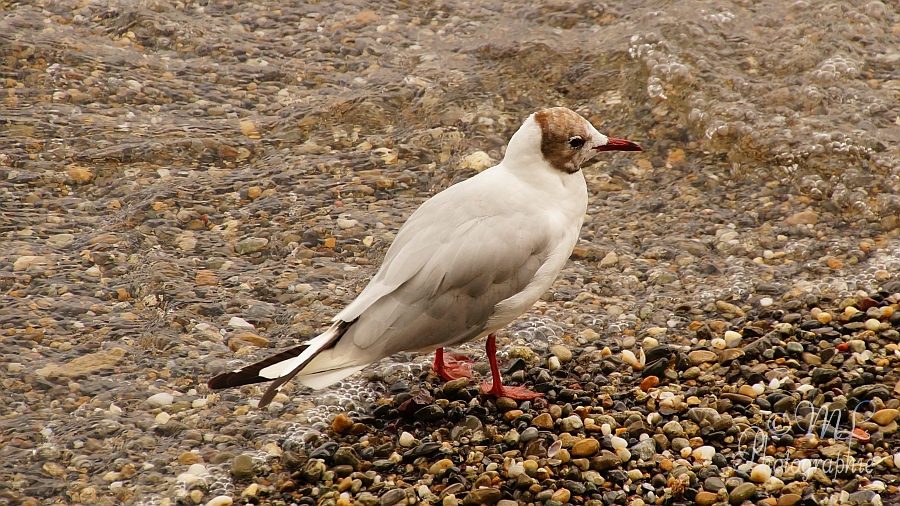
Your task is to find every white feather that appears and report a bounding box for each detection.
[297,364,369,390]
[258,324,340,379]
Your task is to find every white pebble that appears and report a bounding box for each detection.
[108,403,122,415]
[622,350,640,368]
[751,463,772,482]
[796,384,815,395]
[601,423,612,436]
[616,448,631,462]
[765,476,784,493]
[769,377,782,390]
[642,337,659,349]
[680,447,692,458]
[865,481,886,492]
[692,446,716,461]
[192,398,208,409]
[751,383,766,396]
[205,496,233,506]
[145,392,174,408]
[865,318,882,331]
[155,412,171,425]
[610,436,627,450]
[336,218,359,229]
[724,330,742,347]
[398,431,415,447]
[507,463,525,478]
[186,464,207,476]
[759,297,773,307]
[548,355,561,371]
[228,316,255,329]
[177,472,204,487]
[711,338,726,349]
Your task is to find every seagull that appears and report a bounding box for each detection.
[208,107,641,406]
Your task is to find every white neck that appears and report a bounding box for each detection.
[501,114,543,169]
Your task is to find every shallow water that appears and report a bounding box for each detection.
[1,0,900,502]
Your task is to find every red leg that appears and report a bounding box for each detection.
[433,347,473,381]
[480,334,542,400]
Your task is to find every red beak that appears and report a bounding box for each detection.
[594,138,643,152]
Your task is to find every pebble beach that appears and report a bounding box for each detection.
[2,1,900,506]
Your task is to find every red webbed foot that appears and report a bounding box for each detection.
[433,348,474,381]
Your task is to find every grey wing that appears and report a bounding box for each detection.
[335,175,506,323]
[339,208,553,355]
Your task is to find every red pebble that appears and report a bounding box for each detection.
[851,428,870,443]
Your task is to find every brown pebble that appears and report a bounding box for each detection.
[738,384,757,399]
[533,413,554,429]
[550,488,571,503]
[571,438,600,458]
[332,413,354,434]
[495,397,519,412]
[659,458,674,472]
[503,409,524,422]
[695,491,718,506]
[195,270,219,286]
[640,375,659,391]
[873,408,899,425]
[178,452,202,465]
[776,494,802,506]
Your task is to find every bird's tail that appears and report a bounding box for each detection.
[207,319,353,407]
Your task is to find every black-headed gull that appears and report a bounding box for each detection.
[209,107,641,405]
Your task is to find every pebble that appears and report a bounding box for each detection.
[550,488,571,503]
[558,415,583,432]
[232,454,255,479]
[462,488,502,505]
[205,497,233,506]
[688,350,717,364]
[729,482,757,504]
[873,409,899,425]
[398,432,415,447]
[662,421,686,438]
[692,446,715,461]
[549,345,573,363]
[750,463,772,483]
[776,494,802,506]
[723,330,742,347]
[571,438,600,457]
[639,375,659,391]
[695,491,718,505]
[333,413,354,434]
[146,392,174,408]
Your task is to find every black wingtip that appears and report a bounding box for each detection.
[207,344,309,391]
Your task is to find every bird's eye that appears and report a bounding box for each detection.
[568,137,585,149]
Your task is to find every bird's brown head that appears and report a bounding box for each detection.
[533,107,642,174]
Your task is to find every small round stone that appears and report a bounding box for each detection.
[750,463,771,483]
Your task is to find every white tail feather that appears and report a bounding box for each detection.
[298,364,369,390]
[259,325,340,380]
